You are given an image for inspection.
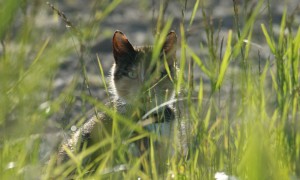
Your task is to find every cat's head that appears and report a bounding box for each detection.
[110,30,177,110]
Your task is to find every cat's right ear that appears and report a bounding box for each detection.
[163,31,177,54]
[112,30,135,64]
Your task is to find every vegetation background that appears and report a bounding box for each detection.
[0,0,299,179]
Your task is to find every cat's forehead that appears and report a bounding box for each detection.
[135,46,153,54]
[132,46,153,64]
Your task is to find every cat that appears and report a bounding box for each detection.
[56,30,183,176]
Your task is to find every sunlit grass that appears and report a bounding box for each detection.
[1,0,299,179]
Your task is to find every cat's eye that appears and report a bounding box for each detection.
[128,71,137,79]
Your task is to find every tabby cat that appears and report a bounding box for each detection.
[57,30,182,175]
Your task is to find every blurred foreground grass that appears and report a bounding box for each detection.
[0,0,299,179]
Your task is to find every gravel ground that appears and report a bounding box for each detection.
[51,0,299,85]
[14,0,299,163]
[45,0,299,120]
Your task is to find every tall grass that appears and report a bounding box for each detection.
[0,0,299,179]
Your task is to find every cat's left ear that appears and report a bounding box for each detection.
[163,31,177,61]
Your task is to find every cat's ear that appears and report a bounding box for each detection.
[112,30,135,64]
[163,31,177,58]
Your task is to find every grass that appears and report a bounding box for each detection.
[1,0,299,179]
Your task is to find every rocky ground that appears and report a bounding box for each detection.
[7,0,299,163]
[44,0,299,122]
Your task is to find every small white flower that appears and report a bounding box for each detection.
[71,125,77,132]
[215,172,238,180]
[38,101,51,114]
[6,162,16,170]
[215,172,229,180]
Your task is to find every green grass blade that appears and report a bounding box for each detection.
[152,18,173,66]
[215,30,232,90]
[6,38,50,94]
[96,54,109,96]
[186,45,211,78]
[188,0,200,28]
[163,54,174,82]
[261,24,275,54]
[0,0,19,39]
[278,7,287,50]
[176,23,186,93]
